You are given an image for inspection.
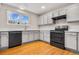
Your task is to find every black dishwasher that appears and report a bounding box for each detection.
[9,31,22,48]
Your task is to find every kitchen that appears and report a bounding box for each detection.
[0,3,79,55]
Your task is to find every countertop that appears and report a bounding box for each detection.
[0,29,40,32]
[65,30,79,33]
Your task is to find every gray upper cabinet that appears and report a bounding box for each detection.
[65,32,77,50]
[39,7,67,25]
[39,15,44,25]
[53,9,59,17]
[58,8,67,16]
[47,12,53,24]
[39,12,53,25]
[67,4,79,22]
[43,14,48,24]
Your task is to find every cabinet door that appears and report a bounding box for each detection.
[39,16,44,25]
[47,12,53,24]
[59,8,66,15]
[77,33,79,51]
[53,10,59,17]
[22,32,29,43]
[43,14,48,24]
[43,30,50,43]
[65,33,77,50]
[33,30,40,40]
[1,32,8,49]
[67,6,79,22]
[40,30,44,41]
[28,31,34,42]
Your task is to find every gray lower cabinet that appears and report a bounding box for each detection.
[65,32,77,51]
[77,33,79,51]
[0,31,40,50]
[22,31,29,43]
[40,30,50,43]
[28,31,35,42]
[40,30,44,41]
[22,30,40,44]
[43,30,50,43]
[0,32,8,50]
[33,30,40,40]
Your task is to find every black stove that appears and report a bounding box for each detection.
[50,25,68,49]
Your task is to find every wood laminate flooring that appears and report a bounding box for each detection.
[0,41,75,55]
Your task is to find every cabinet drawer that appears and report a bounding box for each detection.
[1,32,8,35]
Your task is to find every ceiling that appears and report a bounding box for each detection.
[6,3,73,15]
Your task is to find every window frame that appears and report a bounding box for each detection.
[7,10,30,26]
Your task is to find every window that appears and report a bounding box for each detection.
[21,15,29,24]
[8,12,20,24]
[7,11,29,25]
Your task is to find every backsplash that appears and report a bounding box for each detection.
[39,19,79,32]
[0,4,39,31]
[68,22,79,31]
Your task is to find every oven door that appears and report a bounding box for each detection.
[50,30,64,44]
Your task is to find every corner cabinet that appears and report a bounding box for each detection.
[67,4,79,22]
[40,30,44,41]
[65,32,77,50]
[40,30,50,43]
[43,30,50,43]
[22,30,40,44]
[33,30,40,41]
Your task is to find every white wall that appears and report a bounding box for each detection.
[0,4,39,31]
[1,4,79,31]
